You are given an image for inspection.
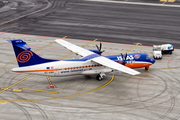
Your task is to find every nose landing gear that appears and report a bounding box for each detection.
[96,73,106,81]
[145,66,149,71]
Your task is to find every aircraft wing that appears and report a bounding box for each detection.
[55,39,93,57]
[55,39,140,75]
[91,56,140,75]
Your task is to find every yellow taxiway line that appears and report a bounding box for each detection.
[160,0,176,4]
[0,74,34,93]
[1,87,57,93]
[0,36,67,70]
[22,88,58,94]
[0,60,16,69]
[0,38,98,94]
[0,74,115,102]
[121,43,142,54]
[0,36,67,93]
[160,0,176,2]
[160,67,180,70]
[34,36,66,52]
[58,39,98,60]
[0,102,6,104]
[0,0,52,26]
[0,88,22,92]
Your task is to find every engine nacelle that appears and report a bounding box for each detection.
[89,50,101,55]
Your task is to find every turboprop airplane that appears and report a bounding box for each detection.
[8,39,155,81]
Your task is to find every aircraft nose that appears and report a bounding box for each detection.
[150,58,156,64]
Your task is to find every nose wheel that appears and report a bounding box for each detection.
[145,66,149,70]
[96,73,106,81]
[96,74,103,81]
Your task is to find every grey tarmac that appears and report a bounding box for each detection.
[0,32,180,120]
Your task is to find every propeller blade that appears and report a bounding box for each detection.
[120,53,127,65]
[96,44,99,51]
[95,42,104,55]
[120,53,124,61]
[99,42,102,51]
[124,53,128,61]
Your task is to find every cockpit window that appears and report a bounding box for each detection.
[146,55,150,59]
[153,47,161,51]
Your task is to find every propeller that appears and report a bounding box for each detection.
[120,53,128,65]
[96,42,105,55]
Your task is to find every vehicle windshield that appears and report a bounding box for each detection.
[153,47,161,51]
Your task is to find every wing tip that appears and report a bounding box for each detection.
[55,39,64,42]
[132,71,141,75]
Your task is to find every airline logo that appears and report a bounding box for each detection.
[17,51,33,63]
[134,54,141,59]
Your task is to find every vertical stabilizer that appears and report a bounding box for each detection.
[8,39,57,67]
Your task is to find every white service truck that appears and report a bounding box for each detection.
[153,45,162,59]
[161,44,174,54]
[153,44,174,59]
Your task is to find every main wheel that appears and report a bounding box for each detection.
[96,74,102,81]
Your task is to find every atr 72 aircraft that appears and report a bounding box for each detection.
[9,39,155,80]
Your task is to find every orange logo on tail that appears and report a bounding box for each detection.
[17,51,33,63]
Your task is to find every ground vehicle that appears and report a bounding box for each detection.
[153,45,162,59]
[153,44,174,59]
[161,44,174,54]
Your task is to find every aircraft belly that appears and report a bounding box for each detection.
[125,62,152,68]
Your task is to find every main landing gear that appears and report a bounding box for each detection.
[96,73,106,81]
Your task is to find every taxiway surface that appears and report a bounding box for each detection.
[0,0,180,48]
[0,32,180,120]
[0,0,180,119]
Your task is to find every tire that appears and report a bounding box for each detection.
[145,67,149,70]
[96,74,102,81]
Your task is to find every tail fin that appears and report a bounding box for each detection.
[8,39,57,67]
